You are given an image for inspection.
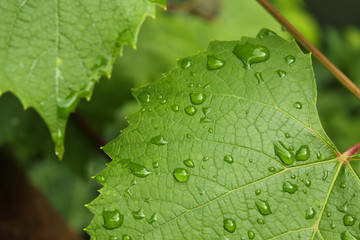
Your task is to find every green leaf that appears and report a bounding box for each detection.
[0,0,163,158]
[87,31,360,239]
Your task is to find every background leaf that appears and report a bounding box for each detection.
[0,0,164,158]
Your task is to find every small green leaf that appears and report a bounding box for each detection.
[87,30,360,239]
[0,0,164,158]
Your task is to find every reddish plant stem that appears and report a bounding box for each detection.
[257,0,360,101]
[344,142,360,158]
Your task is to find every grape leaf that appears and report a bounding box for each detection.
[87,30,360,239]
[0,0,165,158]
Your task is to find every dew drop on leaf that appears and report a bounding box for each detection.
[183,159,195,168]
[255,189,262,195]
[122,235,132,240]
[232,43,270,69]
[285,133,290,138]
[283,181,298,194]
[152,161,159,169]
[305,207,316,220]
[337,202,349,213]
[305,180,311,188]
[127,162,151,178]
[150,135,168,145]
[257,219,265,225]
[95,174,106,183]
[171,105,179,112]
[208,128,213,133]
[224,155,234,164]
[248,230,256,239]
[138,91,151,103]
[185,105,197,115]
[274,141,295,165]
[343,214,357,226]
[190,92,206,105]
[268,167,276,172]
[173,168,190,182]
[257,28,277,39]
[180,59,192,69]
[254,72,263,84]
[291,174,296,179]
[159,99,167,104]
[316,152,323,159]
[295,145,310,161]
[341,230,359,240]
[276,70,286,78]
[132,209,145,220]
[326,212,331,217]
[207,55,225,70]
[322,171,329,181]
[148,213,158,224]
[109,236,118,240]
[255,199,272,216]
[102,210,124,229]
[293,102,302,109]
[330,222,336,229]
[340,183,346,189]
[285,55,296,65]
[223,218,236,233]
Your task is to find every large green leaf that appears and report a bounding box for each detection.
[87,31,360,239]
[0,0,164,158]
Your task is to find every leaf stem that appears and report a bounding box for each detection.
[256,0,360,101]
[343,142,360,158]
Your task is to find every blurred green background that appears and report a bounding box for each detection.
[0,0,359,239]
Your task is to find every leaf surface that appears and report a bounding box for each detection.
[87,31,360,239]
[0,0,164,158]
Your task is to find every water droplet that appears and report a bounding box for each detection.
[274,141,295,165]
[150,135,168,145]
[183,159,195,168]
[171,105,179,112]
[233,43,270,69]
[316,152,323,159]
[293,102,302,109]
[109,236,118,240]
[344,214,357,226]
[305,180,311,188]
[148,213,158,224]
[190,92,206,105]
[159,99,167,104]
[207,55,225,70]
[330,222,336,229]
[125,188,132,196]
[337,202,349,213]
[103,210,123,229]
[255,199,272,216]
[223,218,236,233]
[285,133,290,138]
[224,155,234,164]
[285,55,296,65]
[322,171,329,181]
[255,72,263,84]
[185,105,197,115]
[257,28,277,39]
[291,174,296,179]
[208,128,213,133]
[126,162,151,178]
[173,168,190,182]
[255,189,262,195]
[130,179,137,186]
[295,145,310,161]
[283,181,298,194]
[248,230,256,239]
[249,159,253,163]
[180,59,192,69]
[303,189,308,194]
[144,197,152,203]
[341,183,346,189]
[277,70,286,78]
[305,207,316,220]
[132,209,145,220]
[289,145,294,151]
[95,174,106,183]
[341,230,359,240]
[152,161,159,169]
[138,91,151,103]
[257,219,265,225]
[326,212,331,217]
[268,167,276,172]
[202,156,209,162]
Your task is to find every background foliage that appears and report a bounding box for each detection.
[0,0,359,239]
